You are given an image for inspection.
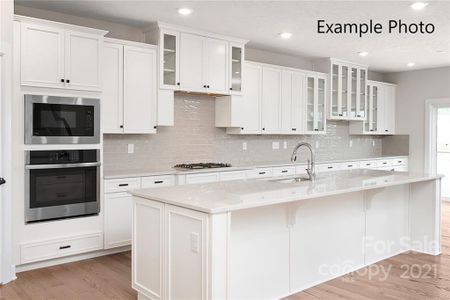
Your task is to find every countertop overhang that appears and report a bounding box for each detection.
[130,169,443,214]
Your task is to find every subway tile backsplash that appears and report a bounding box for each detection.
[103,94,383,173]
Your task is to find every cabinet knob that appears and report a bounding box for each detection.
[207,85,210,88]
[66,79,70,83]
[262,128,265,131]
[177,82,180,86]
[203,85,207,88]
[241,127,244,130]
[154,126,157,129]
[120,125,124,129]
[230,87,233,90]
[60,78,65,83]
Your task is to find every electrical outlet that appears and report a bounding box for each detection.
[242,142,247,151]
[127,144,134,154]
[315,141,319,148]
[190,232,200,253]
[272,141,280,150]
[349,140,353,148]
[283,141,288,149]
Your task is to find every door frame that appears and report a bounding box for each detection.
[424,98,450,174]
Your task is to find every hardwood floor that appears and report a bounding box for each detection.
[1,202,450,300]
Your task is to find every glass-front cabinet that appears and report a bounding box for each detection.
[327,59,367,121]
[229,43,244,94]
[305,72,326,134]
[159,29,179,89]
[365,83,379,133]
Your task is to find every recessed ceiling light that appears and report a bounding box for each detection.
[178,8,192,16]
[407,62,416,67]
[280,32,292,39]
[410,2,428,10]
[358,51,369,57]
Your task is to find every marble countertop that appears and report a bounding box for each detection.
[130,169,440,214]
[103,155,408,179]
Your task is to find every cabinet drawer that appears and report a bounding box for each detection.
[104,177,141,193]
[219,171,247,181]
[360,160,377,169]
[246,168,273,179]
[21,232,103,264]
[316,163,342,173]
[141,175,175,188]
[376,160,392,168]
[342,161,360,170]
[185,173,220,184]
[390,157,408,166]
[272,166,296,177]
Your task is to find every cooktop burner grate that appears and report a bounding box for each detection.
[173,162,232,170]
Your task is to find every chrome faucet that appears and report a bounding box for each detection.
[291,142,315,181]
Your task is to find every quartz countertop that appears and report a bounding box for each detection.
[103,155,408,179]
[130,169,440,214]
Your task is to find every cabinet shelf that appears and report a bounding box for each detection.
[164,48,176,53]
[164,68,175,73]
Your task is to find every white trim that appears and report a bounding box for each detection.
[424,98,450,173]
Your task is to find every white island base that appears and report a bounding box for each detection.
[131,170,442,300]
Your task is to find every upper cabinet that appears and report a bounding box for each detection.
[349,80,396,135]
[145,22,247,95]
[18,16,107,91]
[102,39,157,134]
[315,58,368,121]
[215,61,327,135]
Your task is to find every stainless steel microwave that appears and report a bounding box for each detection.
[24,95,100,145]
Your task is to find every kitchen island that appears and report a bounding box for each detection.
[130,169,442,300]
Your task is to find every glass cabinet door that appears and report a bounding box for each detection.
[161,32,178,87]
[350,67,357,118]
[341,66,348,117]
[331,64,339,117]
[306,77,315,132]
[372,86,378,132]
[230,45,243,93]
[317,78,326,131]
[359,69,367,118]
[364,85,371,132]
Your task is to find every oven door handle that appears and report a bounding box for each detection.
[25,162,101,170]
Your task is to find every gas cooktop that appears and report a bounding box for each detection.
[173,163,232,170]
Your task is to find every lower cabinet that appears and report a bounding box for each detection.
[104,192,133,249]
[133,198,208,300]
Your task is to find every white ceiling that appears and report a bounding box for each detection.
[16,0,450,72]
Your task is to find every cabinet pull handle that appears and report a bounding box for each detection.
[258,172,266,175]
[154,180,163,184]
[338,114,343,116]
[118,183,129,187]
[382,162,387,165]
[66,79,70,83]
[328,166,333,169]
[366,163,371,166]
[60,78,65,83]
[292,128,297,131]
[59,245,71,250]
[348,165,353,167]
[385,130,389,132]
[314,129,319,131]
[281,170,288,173]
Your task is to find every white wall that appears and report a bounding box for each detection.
[385,67,450,172]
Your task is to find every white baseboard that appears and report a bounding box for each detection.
[16,245,131,273]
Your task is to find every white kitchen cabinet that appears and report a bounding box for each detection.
[364,185,409,264]
[215,62,262,134]
[102,41,124,133]
[64,31,102,91]
[185,173,220,184]
[261,66,282,134]
[104,192,133,249]
[179,33,228,94]
[179,32,204,93]
[19,18,105,91]
[229,43,244,94]
[204,37,228,94]
[219,171,247,181]
[141,175,175,188]
[159,29,180,90]
[281,71,305,134]
[349,80,396,135]
[315,58,367,121]
[304,72,327,134]
[246,167,273,179]
[164,205,208,300]
[272,166,296,177]
[103,39,157,134]
[123,45,157,133]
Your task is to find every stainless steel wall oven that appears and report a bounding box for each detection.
[24,95,100,145]
[25,149,100,223]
